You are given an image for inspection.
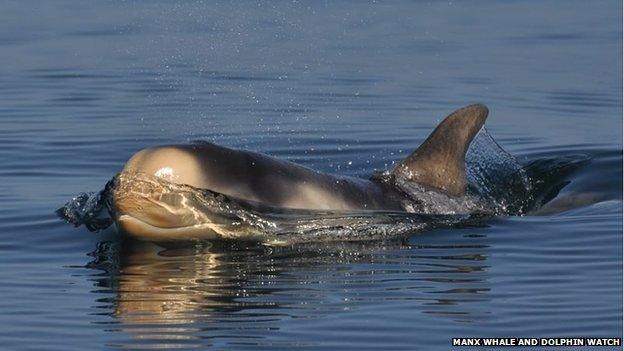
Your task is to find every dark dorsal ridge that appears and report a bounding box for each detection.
[391,104,489,196]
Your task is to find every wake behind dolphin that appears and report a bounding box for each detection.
[57,104,589,244]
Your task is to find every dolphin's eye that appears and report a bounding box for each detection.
[154,167,175,180]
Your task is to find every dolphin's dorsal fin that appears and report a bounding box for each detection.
[391,104,489,196]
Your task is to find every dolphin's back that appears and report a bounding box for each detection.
[121,143,396,211]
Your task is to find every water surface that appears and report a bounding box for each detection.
[0,1,621,350]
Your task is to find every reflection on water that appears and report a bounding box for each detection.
[89,237,490,349]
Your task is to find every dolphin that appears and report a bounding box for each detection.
[113,104,489,240]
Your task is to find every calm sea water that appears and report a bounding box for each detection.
[0,1,622,350]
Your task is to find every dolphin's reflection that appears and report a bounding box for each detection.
[88,233,492,349]
[91,239,278,321]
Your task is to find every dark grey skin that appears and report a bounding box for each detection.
[113,104,488,240]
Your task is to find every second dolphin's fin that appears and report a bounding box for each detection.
[392,104,489,196]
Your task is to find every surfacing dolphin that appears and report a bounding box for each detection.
[112,104,492,241]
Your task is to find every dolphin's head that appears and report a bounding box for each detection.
[111,172,225,241]
[111,145,224,241]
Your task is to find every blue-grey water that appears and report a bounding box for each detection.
[1,1,622,350]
